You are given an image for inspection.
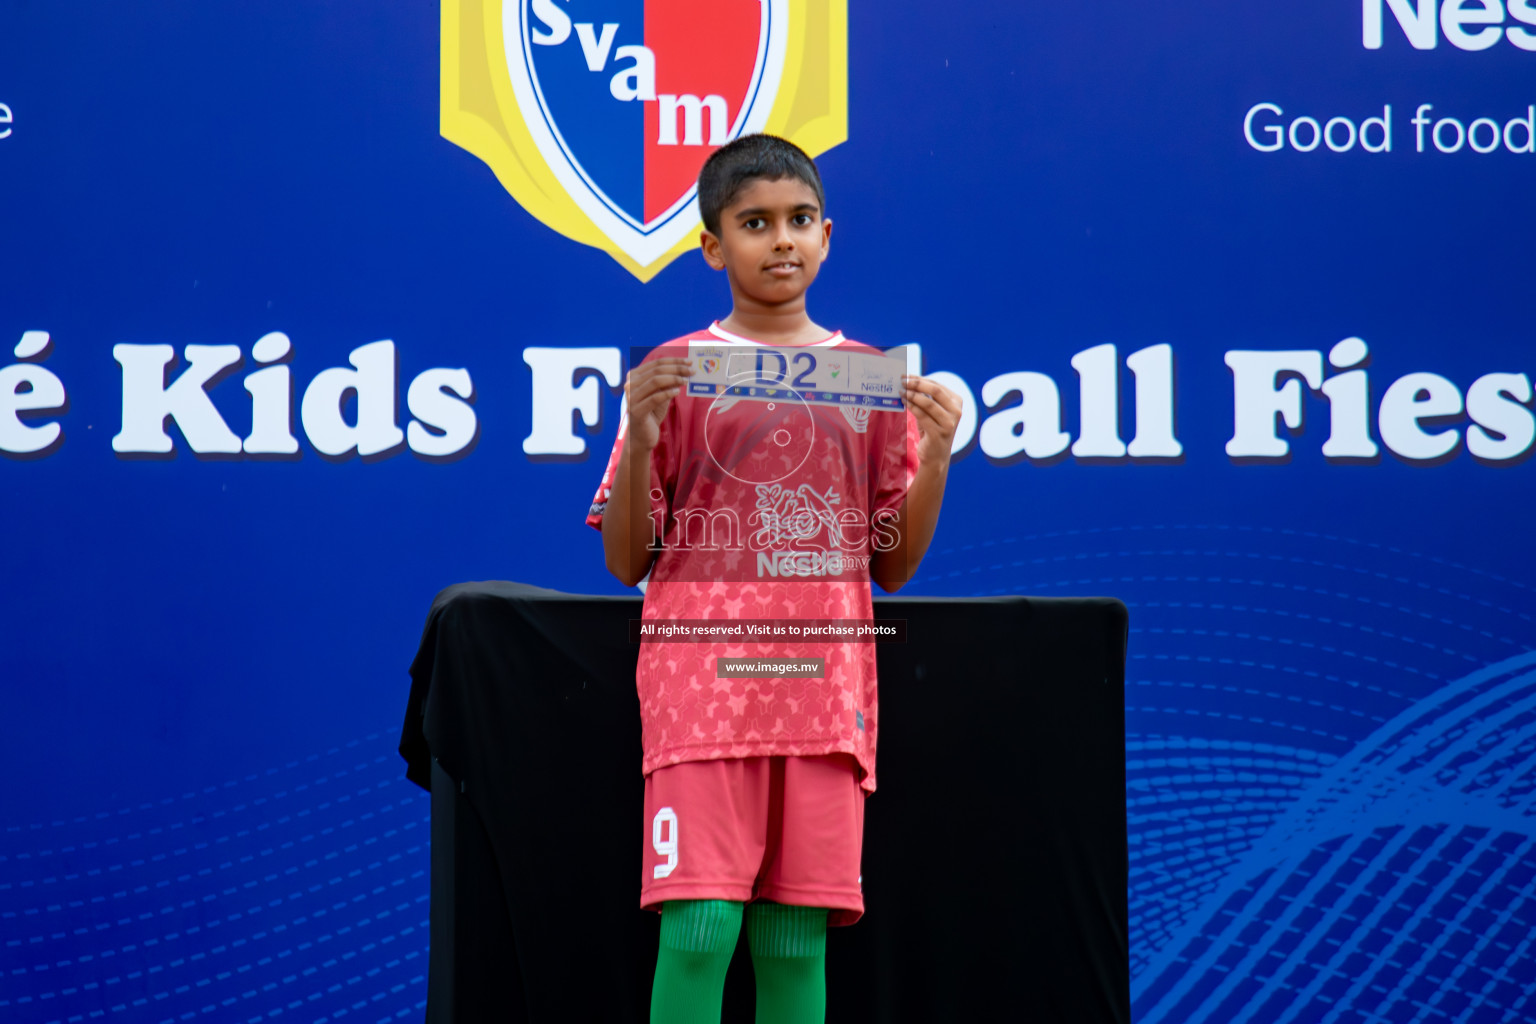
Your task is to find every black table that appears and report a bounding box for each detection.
[400,582,1129,1023]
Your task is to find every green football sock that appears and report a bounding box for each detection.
[650,899,744,1024]
[746,902,828,1024]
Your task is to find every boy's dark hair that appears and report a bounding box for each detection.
[697,134,825,236]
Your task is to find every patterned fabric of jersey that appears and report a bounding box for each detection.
[587,324,921,792]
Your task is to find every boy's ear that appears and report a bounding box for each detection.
[699,229,726,271]
[821,217,832,261]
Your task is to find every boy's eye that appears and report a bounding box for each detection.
[744,217,766,230]
[792,214,812,226]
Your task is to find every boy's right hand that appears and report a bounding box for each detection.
[624,357,694,453]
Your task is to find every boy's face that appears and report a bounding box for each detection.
[700,176,832,307]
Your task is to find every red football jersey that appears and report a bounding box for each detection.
[587,323,921,792]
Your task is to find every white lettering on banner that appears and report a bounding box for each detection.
[1222,341,1533,464]
[1247,103,1392,153]
[0,102,12,140]
[1126,344,1184,458]
[529,0,572,46]
[1467,374,1535,460]
[574,22,619,70]
[1071,344,1126,458]
[527,2,659,97]
[0,332,65,455]
[1320,338,1378,459]
[522,347,621,456]
[105,334,475,459]
[407,368,478,458]
[1364,0,1441,48]
[987,344,1182,463]
[300,341,405,458]
[1245,103,1286,151]
[1379,372,1464,460]
[5,333,1526,469]
[979,371,1070,461]
[525,340,1511,472]
[1363,0,1536,49]
[114,343,245,454]
[1225,351,1325,459]
[609,45,657,102]
[1516,0,1536,46]
[1443,0,1509,49]
[1413,104,1535,152]
[244,332,299,455]
[657,94,729,146]
[1246,103,1533,154]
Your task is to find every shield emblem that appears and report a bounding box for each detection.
[442,0,848,281]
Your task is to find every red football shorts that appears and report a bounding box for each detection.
[641,753,866,927]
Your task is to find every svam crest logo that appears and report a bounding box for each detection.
[442,0,847,281]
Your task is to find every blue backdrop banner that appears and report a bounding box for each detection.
[2,2,1532,1021]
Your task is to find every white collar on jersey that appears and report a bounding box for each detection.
[708,321,846,348]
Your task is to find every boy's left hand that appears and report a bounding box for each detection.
[901,375,963,467]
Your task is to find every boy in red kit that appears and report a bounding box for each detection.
[586,134,961,1024]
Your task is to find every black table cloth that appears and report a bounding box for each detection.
[400,581,1129,1023]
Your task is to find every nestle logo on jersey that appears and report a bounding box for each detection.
[756,550,872,578]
